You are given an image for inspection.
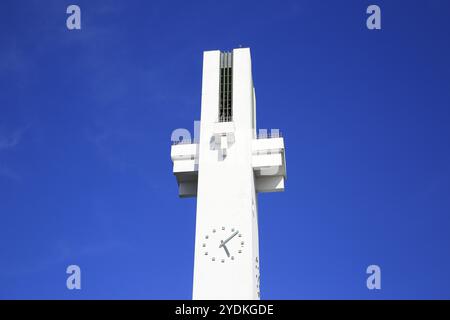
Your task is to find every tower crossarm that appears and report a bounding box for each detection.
[171,142,199,198]
[252,136,287,193]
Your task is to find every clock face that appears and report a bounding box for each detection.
[201,226,244,263]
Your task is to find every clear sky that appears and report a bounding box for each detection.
[1,0,450,299]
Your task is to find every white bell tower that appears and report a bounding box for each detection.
[170,48,286,300]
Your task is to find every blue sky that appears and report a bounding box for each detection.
[1,0,450,299]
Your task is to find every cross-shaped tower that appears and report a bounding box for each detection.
[171,48,287,299]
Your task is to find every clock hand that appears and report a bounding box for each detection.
[219,230,239,248]
[221,243,230,257]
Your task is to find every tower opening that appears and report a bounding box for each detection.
[219,52,233,122]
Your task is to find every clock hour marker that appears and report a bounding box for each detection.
[205,235,209,239]
[221,259,225,263]
[212,257,215,261]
